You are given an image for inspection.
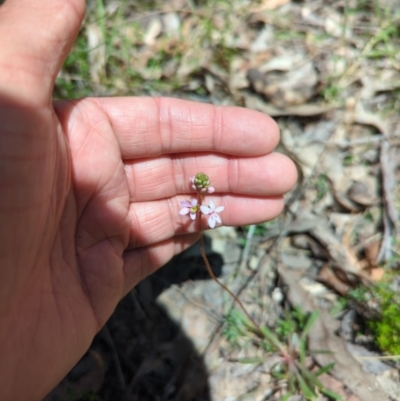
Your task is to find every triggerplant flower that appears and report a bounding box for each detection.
[200,201,224,228]
[179,173,223,228]
[179,199,198,220]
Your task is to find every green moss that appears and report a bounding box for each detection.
[368,279,400,354]
[351,273,400,355]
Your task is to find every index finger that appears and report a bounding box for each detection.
[95,97,280,158]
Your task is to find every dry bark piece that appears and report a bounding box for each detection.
[378,140,399,263]
[363,239,381,270]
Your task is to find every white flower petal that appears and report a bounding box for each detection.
[215,206,224,213]
[208,215,216,228]
[179,208,190,215]
[190,212,197,220]
[208,200,215,210]
[191,199,198,206]
[214,214,222,224]
[200,205,211,214]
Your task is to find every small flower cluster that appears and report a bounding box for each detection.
[190,173,215,194]
[179,173,224,229]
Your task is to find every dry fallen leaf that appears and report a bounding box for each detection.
[245,93,334,117]
[369,267,385,282]
[347,180,377,206]
[247,58,318,107]
[318,263,352,296]
[288,211,362,276]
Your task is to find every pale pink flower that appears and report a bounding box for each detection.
[179,199,198,220]
[199,186,215,194]
[200,201,224,228]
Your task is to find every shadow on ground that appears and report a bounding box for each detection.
[44,239,223,401]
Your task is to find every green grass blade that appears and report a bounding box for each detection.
[260,325,286,352]
[309,349,334,355]
[321,387,344,400]
[300,311,319,341]
[314,362,335,377]
[234,357,264,364]
[295,361,324,390]
[295,371,316,399]
[299,336,307,364]
[279,393,293,401]
[288,371,296,394]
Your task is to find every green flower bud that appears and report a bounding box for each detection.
[190,173,215,193]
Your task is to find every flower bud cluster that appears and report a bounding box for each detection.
[190,173,215,194]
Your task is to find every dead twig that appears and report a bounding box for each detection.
[377,139,399,264]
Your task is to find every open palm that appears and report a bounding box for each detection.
[0,1,297,400]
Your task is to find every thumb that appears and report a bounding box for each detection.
[0,0,85,106]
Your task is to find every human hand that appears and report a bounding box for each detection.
[0,1,297,400]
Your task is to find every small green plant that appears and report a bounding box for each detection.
[315,173,330,201]
[348,285,369,302]
[223,308,343,401]
[263,311,343,401]
[276,307,308,341]
[343,153,358,166]
[269,312,342,400]
[322,83,341,104]
[223,309,249,347]
[330,298,348,318]
[369,281,400,355]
